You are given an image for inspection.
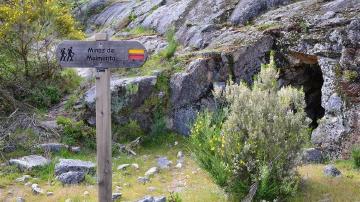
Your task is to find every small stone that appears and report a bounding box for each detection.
[177,151,184,159]
[123,183,131,187]
[145,167,159,177]
[84,191,89,196]
[16,197,25,202]
[157,157,172,169]
[115,186,122,192]
[46,192,53,196]
[138,196,154,202]
[138,176,150,184]
[70,146,81,153]
[7,190,13,195]
[117,164,130,170]
[302,148,323,164]
[112,193,122,200]
[15,175,31,183]
[324,165,341,177]
[174,141,178,146]
[132,163,139,170]
[38,143,67,153]
[147,186,157,192]
[24,182,32,187]
[55,159,95,176]
[31,184,43,194]
[154,196,166,202]
[175,163,182,169]
[65,199,72,202]
[57,171,85,184]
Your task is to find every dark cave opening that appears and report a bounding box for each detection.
[279,62,325,129]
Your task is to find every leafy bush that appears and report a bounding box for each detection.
[352,146,360,168]
[56,116,96,149]
[190,52,309,200]
[28,85,61,109]
[113,120,144,143]
[0,0,84,114]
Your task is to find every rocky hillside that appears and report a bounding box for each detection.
[77,0,359,159]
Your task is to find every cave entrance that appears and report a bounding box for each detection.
[279,54,325,128]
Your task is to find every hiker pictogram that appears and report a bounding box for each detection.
[67,47,75,61]
[60,48,67,61]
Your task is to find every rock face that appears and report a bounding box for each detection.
[79,0,360,158]
[55,159,96,176]
[230,0,292,25]
[9,155,50,171]
[84,76,157,129]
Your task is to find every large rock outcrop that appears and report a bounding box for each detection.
[84,76,158,130]
[78,0,360,158]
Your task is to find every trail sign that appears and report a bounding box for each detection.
[56,40,148,69]
[56,34,147,202]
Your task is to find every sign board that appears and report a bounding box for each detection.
[56,35,148,202]
[56,40,148,68]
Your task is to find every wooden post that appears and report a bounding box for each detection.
[95,33,112,202]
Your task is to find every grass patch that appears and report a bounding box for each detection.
[291,160,360,201]
[0,134,228,202]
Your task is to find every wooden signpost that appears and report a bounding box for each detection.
[56,33,147,202]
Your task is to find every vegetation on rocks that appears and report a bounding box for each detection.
[56,116,96,149]
[190,53,310,200]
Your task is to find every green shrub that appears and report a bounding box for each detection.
[352,146,360,168]
[160,28,178,60]
[128,11,137,22]
[113,120,144,143]
[64,94,78,111]
[169,192,182,202]
[190,52,309,200]
[28,85,61,109]
[190,110,232,187]
[56,116,96,149]
[343,70,358,82]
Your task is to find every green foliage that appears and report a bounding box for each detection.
[160,28,178,60]
[343,70,358,83]
[28,85,61,109]
[169,192,183,202]
[84,174,96,185]
[190,110,232,188]
[0,0,84,113]
[64,94,78,111]
[190,52,309,200]
[128,11,137,22]
[5,129,39,153]
[56,116,96,149]
[31,161,55,182]
[352,146,360,168]
[113,120,144,143]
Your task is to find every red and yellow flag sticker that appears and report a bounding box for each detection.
[128,49,145,61]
